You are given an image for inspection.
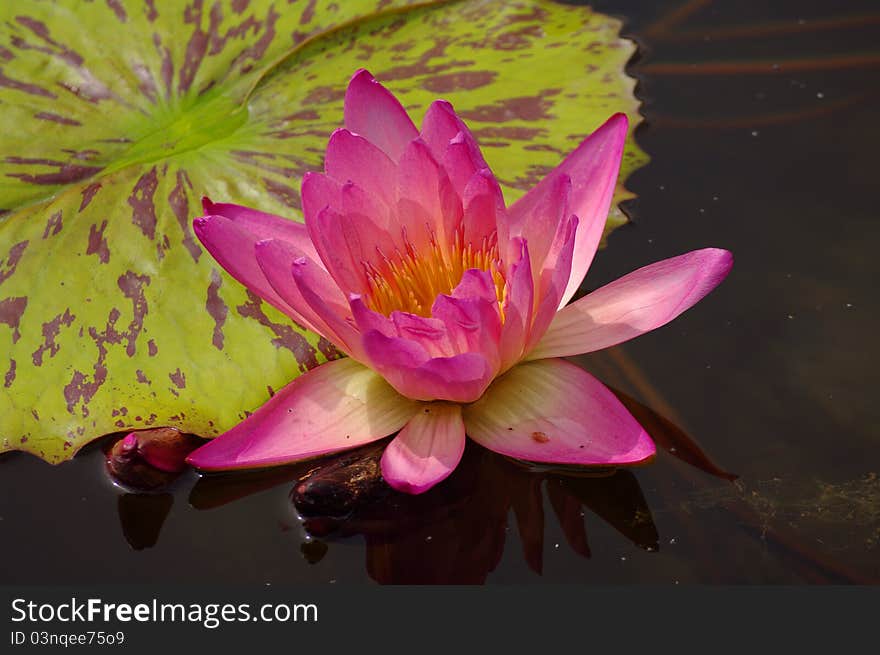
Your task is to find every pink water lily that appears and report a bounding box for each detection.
[187,69,732,494]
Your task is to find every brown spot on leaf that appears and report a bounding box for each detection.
[136,369,151,384]
[0,296,27,343]
[422,70,496,93]
[118,271,150,356]
[63,308,121,416]
[473,126,546,141]
[228,5,278,72]
[206,269,227,350]
[145,0,159,21]
[0,70,56,98]
[153,33,173,97]
[300,0,316,24]
[148,339,158,356]
[42,212,63,239]
[231,0,250,14]
[316,337,343,361]
[32,308,75,366]
[14,16,84,66]
[264,178,300,209]
[531,431,550,443]
[105,0,128,22]
[7,163,102,186]
[458,92,559,123]
[4,359,15,388]
[179,0,209,93]
[128,167,159,239]
[237,291,318,371]
[169,368,186,389]
[301,84,345,106]
[168,169,201,261]
[79,182,102,211]
[86,220,110,263]
[0,240,28,284]
[34,111,81,126]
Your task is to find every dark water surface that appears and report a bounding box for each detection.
[2,0,878,584]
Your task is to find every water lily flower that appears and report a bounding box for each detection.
[187,69,732,494]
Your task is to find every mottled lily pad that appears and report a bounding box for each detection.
[0,0,646,463]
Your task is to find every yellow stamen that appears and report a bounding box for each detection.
[364,229,506,318]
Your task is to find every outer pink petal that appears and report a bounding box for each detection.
[254,239,360,356]
[508,113,628,307]
[463,358,655,465]
[344,69,418,162]
[201,198,321,264]
[186,358,419,471]
[527,248,734,360]
[324,128,398,208]
[380,402,466,494]
[193,215,308,326]
[362,330,494,402]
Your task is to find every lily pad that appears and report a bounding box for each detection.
[0,0,646,463]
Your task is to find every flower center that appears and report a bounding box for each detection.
[364,230,505,318]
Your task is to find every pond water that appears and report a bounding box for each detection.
[1,0,878,584]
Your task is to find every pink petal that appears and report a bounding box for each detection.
[498,238,534,371]
[512,173,571,275]
[362,330,494,403]
[380,402,466,494]
[527,248,734,360]
[432,269,502,368]
[397,138,461,251]
[325,128,398,209]
[508,113,628,307]
[253,239,360,356]
[460,169,505,251]
[390,311,455,358]
[186,358,419,471]
[305,206,369,295]
[462,358,655,465]
[202,198,320,264]
[300,172,342,222]
[303,182,399,292]
[193,215,308,326]
[420,100,488,195]
[344,69,418,162]
[525,215,578,354]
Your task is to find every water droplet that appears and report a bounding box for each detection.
[669,538,677,545]
[554,543,560,549]
[620,556,627,562]
[751,130,759,137]
[787,314,795,319]
[845,303,853,309]
[816,92,824,99]
[712,195,719,201]
[658,185,666,191]
[425,535,433,542]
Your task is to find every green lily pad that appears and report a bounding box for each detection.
[0,0,646,463]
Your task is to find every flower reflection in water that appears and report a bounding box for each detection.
[295,443,658,583]
[182,387,734,583]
